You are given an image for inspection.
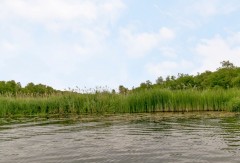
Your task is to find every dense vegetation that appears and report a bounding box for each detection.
[0,61,240,117]
[130,61,240,92]
[0,81,56,95]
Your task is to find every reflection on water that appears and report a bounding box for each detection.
[0,112,240,163]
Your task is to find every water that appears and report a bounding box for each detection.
[0,112,240,163]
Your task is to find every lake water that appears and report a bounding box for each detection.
[0,112,240,163]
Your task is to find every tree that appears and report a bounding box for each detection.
[24,82,35,93]
[176,75,195,89]
[111,89,116,94]
[0,81,5,94]
[145,80,152,87]
[23,82,55,95]
[232,76,240,88]
[166,76,171,82]
[219,60,235,69]
[171,75,176,81]
[156,76,164,85]
[140,82,147,89]
[119,85,128,95]
[140,80,152,90]
[6,80,21,94]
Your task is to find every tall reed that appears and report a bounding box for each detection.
[0,88,240,117]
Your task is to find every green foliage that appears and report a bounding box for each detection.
[219,60,236,69]
[147,61,240,91]
[228,97,240,112]
[23,83,56,95]
[0,80,56,96]
[0,88,240,117]
[156,76,164,85]
[139,80,152,90]
[0,80,21,95]
[231,76,240,88]
[0,60,240,117]
[119,85,128,95]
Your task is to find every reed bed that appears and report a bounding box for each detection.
[0,88,240,117]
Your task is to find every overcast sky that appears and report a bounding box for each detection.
[1,0,240,90]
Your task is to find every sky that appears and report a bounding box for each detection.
[1,0,240,91]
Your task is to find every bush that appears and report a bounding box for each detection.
[228,97,240,112]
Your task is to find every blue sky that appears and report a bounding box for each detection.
[1,0,240,90]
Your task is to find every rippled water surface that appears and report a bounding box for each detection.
[0,112,240,163]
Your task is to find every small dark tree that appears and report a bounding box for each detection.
[156,76,164,84]
[111,89,116,94]
[119,85,128,95]
[171,75,176,81]
[145,80,152,87]
[166,76,171,82]
[219,60,235,69]
[140,82,147,89]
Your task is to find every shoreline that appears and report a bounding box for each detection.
[1,111,239,126]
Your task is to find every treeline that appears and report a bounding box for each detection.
[129,61,240,93]
[0,81,56,95]
[1,60,240,117]
[1,60,240,96]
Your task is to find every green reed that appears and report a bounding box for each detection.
[125,89,238,113]
[0,88,240,117]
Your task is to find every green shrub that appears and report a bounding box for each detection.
[228,97,240,112]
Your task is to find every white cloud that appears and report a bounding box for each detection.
[0,41,16,52]
[0,0,125,21]
[0,26,33,59]
[145,60,194,78]
[0,0,125,60]
[0,0,126,33]
[0,0,126,89]
[159,27,175,40]
[0,0,96,21]
[159,47,177,58]
[195,34,240,73]
[73,27,110,58]
[146,61,177,78]
[191,0,218,17]
[189,0,239,17]
[120,27,175,58]
[157,0,240,30]
[227,32,240,46]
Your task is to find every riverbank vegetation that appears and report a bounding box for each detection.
[0,61,240,117]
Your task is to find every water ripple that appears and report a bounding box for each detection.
[0,113,240,162]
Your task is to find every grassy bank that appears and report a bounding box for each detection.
[1,88,240,117]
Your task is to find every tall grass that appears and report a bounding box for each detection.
[0,88,240,117]
[127,89,235,113]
